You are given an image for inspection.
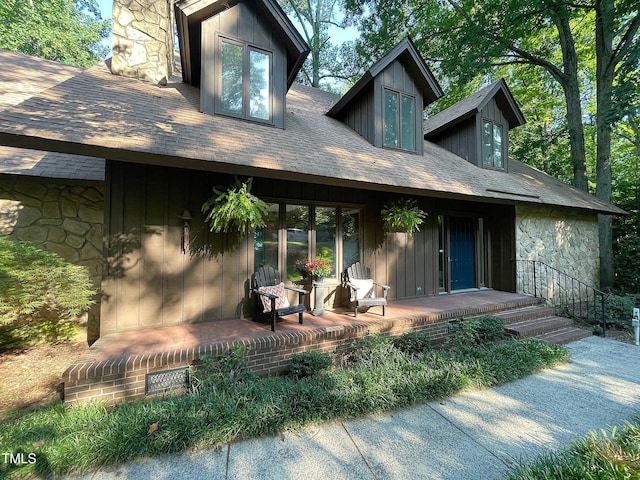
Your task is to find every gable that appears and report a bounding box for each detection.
[424,79,525,171]
[328,37,443,155]
[175,0,308,89]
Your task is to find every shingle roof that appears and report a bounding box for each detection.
[424,78,526,137]
[0,49,104,181]
[0,50,623,215]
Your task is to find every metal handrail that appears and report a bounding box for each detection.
[515,260,608,336]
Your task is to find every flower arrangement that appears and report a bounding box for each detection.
[296,258,333,278]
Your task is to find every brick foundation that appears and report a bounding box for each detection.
[63,295,540,405]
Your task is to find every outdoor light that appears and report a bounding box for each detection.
[179,209,192,254]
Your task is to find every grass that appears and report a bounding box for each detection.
[0,331,570,479]
[506,420,640,479]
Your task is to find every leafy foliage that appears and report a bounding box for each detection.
[0,0,110,68]
[0,237,96,329]
[288,350,334,379]
[380,198,427,236]
[0,338,568,477]
[280,0,361,89]
[506,422,640,479]
[391,330,432,355]
[201,178,269,235]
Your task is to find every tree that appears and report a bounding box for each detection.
[349,0,640,289]
[0,0,110,68]
[280,0,360,88]
[349,0,591,191]
[594,0,640,288]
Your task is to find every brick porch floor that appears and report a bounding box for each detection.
[86,290,537,362]
[63,290,541,404]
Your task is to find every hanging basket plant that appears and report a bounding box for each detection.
[381,198,427,236]
[201,177,268,235]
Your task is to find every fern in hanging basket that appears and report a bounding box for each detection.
[201,178,268,235]
[381,198,427,236]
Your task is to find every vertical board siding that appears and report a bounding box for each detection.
[102,162,513,334]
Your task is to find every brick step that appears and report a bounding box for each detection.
[505,315,575,338]
[492,305,557,325]
[534,326,592,345]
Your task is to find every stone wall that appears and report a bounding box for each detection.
[515,205,600,287]
[0,177,104,339]
[111,0,175,85]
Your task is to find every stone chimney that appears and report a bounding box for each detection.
[111,0,175,85]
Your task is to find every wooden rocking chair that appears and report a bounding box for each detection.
[252,265,307,331]
[343,262,390,317]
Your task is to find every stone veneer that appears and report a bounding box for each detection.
[111,0,175,85]
[515,205,600,287]
[0,177,104,339]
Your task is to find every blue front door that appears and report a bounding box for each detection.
[450,217,475,290]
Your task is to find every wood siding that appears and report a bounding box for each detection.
[200,2,287,128]
[102,161,516,334]
[430,117,476,165]
[335,59,424,154]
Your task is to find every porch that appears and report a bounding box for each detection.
[63,291,542,405]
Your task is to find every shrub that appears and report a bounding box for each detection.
[448,316,505,348]
[392,331,432,355]
[468,316,506,343]
[614,235,640,293]
[289,350,334,379]
[191,345,257,393]
[0,238,96,349]
[603,294,640,330]
[339,333,394,367]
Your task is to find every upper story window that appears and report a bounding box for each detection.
[383,89,416,151]
[218,37,272,122]
[482,120,504,169]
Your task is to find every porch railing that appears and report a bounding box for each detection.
[515,260,608,336]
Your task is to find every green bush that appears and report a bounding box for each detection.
[0,238,96,349]
[603,294,640,330]
[614,235,640,293]
[391,330,432,355]
[191,345,257,393]
[448,316,505,348]
[289,350,334,379]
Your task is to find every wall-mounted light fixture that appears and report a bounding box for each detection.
[179,209,192,254]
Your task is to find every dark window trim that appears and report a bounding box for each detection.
[253,201,364,281]
[481,119,505,170]
[215,34,274,125]
[383,87,417,152]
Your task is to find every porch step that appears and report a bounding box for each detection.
[505,315,573,338]
[492,305,557,325]
[534,326,592,345]
[492,304,592,345]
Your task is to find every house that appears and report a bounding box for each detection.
[0,0,623,402]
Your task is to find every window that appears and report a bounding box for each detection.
[482,120,504,169]
[218,37,272,122]
[254,204,361,281]
[383,89,416,151]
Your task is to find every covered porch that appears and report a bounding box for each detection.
[63,290,543,405]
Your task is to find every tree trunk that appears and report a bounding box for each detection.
[595,0,616,289]
[549,5,589,192]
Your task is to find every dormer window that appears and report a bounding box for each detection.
[218,36,272,122]
[482,120,503,169]
[383,89,416,151]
